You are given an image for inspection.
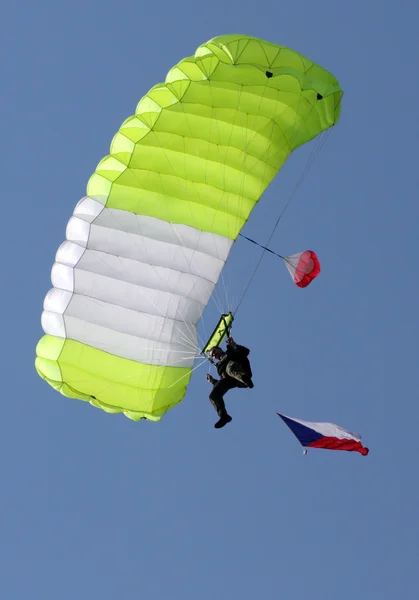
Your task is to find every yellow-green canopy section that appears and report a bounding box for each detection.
[36,34,343,422]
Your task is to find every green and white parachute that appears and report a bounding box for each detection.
[35,34,342,421]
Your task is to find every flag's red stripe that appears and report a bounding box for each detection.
[308,436,369,455]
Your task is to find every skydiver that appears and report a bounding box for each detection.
[206,337,254,429]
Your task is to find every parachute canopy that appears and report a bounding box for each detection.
[277,413,369,456]
[35,35,342,422]
[284,250,320,288]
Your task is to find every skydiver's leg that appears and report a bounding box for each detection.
[225,361,254,388]
[209,378,233,416]
[209,378,235,428]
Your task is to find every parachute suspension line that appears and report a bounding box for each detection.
[238,233,285,259]
[146,115,226,326]
[194,79,277,318]
[196,81,249,315]
[179,85,255,319]
[204,85,232,313]
[67,350,205,389]
[222,82,249,314]
[210,79,286,318]
[174,78,289,328]
[106,98,246,349]
[219,83,248,314]
[92,202,205,352]
[167,356,208,389]
[273,129,332,225]
[104,80,251,359]
[177,101,228,318]
[231,82,311,317]
[146,134,225,325]
[156,73,274,341]
[172,79,260,329]
[78,247,202,355]
[94,355,208,399]
[237,131,333,261]
[234,125,333,317]
[108,151,213,351]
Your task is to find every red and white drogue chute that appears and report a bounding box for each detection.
[283,250,320,288]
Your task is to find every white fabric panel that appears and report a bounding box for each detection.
[65,295,197,348]
[66,217,91,248]
[73,270,204,323]
[51,263,74,292]
[67,218,225,285]
[42,311,66,338]
[76,247,214,305]
[45,196,233,368]
[63,315,196,367]
[44,288,72,313]
[74,197,232,261]
[54,242,212,305]
[56,241,85,267]
[73,196,104,222]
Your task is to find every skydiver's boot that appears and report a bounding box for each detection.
[214,413,232,429]
[241,375,254,389]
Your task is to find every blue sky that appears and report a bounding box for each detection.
[2,1,418,598]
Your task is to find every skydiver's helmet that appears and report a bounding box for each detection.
[210,346,224,360]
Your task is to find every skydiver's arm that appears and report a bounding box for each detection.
[226,337,250,356]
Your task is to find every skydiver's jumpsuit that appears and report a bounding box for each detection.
[209,344,253,417]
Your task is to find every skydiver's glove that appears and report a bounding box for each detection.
[206,374,216,384]
[226,337,235,346]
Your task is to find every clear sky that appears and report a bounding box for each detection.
[2,1,418,598]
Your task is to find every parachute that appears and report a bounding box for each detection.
[238,235,321,288]
[35,34,343,421]
[283,250,320,288]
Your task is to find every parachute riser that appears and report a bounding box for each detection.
[238,233,285,260]
[201,312,234,362]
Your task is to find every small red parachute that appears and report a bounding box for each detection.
[283,250,320,288]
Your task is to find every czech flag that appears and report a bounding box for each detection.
[277,413,369,456]
[283,250,320,288]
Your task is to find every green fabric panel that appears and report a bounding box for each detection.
[36,335,191,421]
[87,34,342,240]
